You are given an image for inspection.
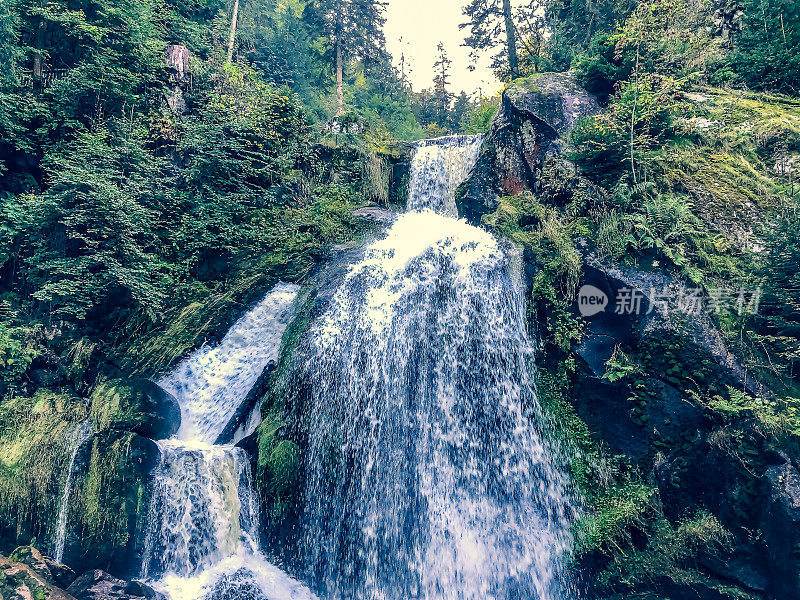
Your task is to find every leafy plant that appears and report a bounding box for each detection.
[603,345,641,383]
[0,324,37,389]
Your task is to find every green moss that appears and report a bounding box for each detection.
[89,380,137,432]
[67,430,156,572]
[483,193,583,301]
[254,288,320,526]
[256,409,301,519]
[0,391,88,552]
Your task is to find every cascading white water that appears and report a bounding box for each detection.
[160,283,302,445]
[406,135,482,216]
[53,420,94,563]
[141,283,317,600]
[299,136,574,600]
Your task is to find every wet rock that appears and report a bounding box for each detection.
[700,547,769,594]
[90,378,180,440]
[29,368,65,388]
[62,432,160,578]
[215,361,277,445]
[8,546,56,585]
[7,547,76,589]
[457,72,600,224]
[351,206,399,226]
[67,571,165,600]
[203,568,268,600]
[120,582,164,600]
[761,454,800,598]
[577,256,766,397]
[0,554,75,600]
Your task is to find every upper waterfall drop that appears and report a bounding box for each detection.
[297,136,574,599]
[406,135,482,216]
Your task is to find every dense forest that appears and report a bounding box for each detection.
[1,0,800,599]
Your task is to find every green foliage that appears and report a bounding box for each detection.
[593,511,735,595]
[0,325,37,389]
[545,0,637,53]
[570,116,627,185]
[755,211,800,380]
[571,75,680,187]
[460,94,500,134]
[15,125,173,321]
[603,345,641,383]
[717,0,800,93]
[692,386,800,440]
[621,187,703,271]
[573,33,634,98]
[483,193,583,301]
[256,409,301,519]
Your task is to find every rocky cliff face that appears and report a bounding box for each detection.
[462,71,800,600]
[457,72,601,224]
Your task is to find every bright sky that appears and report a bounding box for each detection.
[384,0,503,98]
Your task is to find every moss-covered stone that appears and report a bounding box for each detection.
[61,431,159,577]
[90,379,179,441]
[457,71,601,224]
[0,392,89,555]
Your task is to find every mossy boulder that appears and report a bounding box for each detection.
[457,72,600,224]
[7,547,75,589]
[0,393,89,555]
[60,431,159,578]
[90,379,179,441]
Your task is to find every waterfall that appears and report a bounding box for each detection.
[406,135,482,216]
[53,420,94,563]
[142,282,317,600]
[159,283,302,445]
[299,136,573,600]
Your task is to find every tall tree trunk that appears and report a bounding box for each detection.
[226,0,240,64]
[336,36,344,116]
[32,19,46,79]
[502,0,518,76]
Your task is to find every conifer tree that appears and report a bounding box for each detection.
[461,0,519,78]
[433,42,453,126]
[303,0,388,115]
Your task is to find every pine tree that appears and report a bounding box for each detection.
[461,0,519,78]
[432,42,453,127]
[303,0,388,115]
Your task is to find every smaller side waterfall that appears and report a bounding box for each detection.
[160,283,300,445]
[406,135,482,216]
[53,420,94,563]
[141,282,317,600]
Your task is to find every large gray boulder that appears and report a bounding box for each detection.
[457,72,600,224]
